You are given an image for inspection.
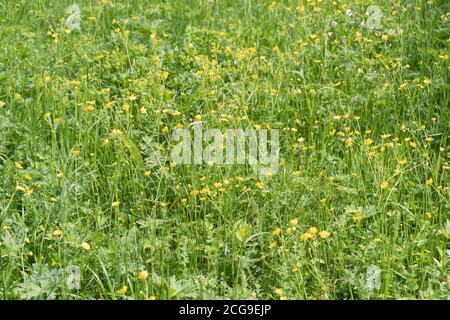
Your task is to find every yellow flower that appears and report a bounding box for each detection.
[148,296,156,300]
[15,162,23,170]
[83,106,95,112]
[289,218,298,227]
[112,201,120,208]
[160,71,169,81]
[274,288,284,296]
[364,138,374,146]
[255,181,265,189]
[268,2,277,11]
[122,103,130,111]
[380,180,389,190]
[308,227,318,236]
[319,230,331,239]
[398,83,408,90]
[111,129,122,137]
[81,242,91,251]
[53,229,62,237]
[345,138,353,148]
[138,270,149,281]
[117,286,128,295]
[272,228,281,236]
[300,232,314,241]
[425,178,433,185]
[268,241,277,249]
[71,149,80,156]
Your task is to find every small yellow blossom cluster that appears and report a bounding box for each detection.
[269,219,331,248]
[299,227,331,241]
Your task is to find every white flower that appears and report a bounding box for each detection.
[331,21,337,27]
[346,9,353,16]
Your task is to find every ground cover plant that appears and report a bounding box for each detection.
[0,0,449,299]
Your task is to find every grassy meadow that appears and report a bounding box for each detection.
[0,0,449,299]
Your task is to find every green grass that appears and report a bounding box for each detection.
[0,0,449,300]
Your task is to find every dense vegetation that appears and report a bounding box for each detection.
[0,0,449,299]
